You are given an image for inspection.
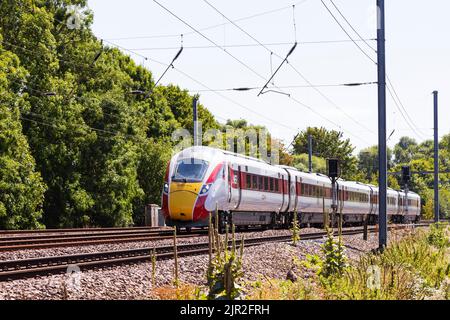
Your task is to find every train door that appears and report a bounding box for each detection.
[293,176,300,212]
[288,175,296,212]
[337,183,344,212]
[368,186,374,215]
[227,163,240,209]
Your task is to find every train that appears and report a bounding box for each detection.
[161,146,421,231]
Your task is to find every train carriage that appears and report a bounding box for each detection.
[161,146,421,230]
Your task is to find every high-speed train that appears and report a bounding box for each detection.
[161,146,421,230]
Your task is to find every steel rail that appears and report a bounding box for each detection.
[0,223,429,281]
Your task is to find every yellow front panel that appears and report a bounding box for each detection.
[169,182,202,221]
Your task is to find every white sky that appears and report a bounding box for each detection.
[87,0,450,153]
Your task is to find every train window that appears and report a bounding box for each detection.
[264,177,269,191]
[269,178,274,192]
[172,159,209,182]
[258,176,263,190]
[275,179,279,192]
[246,174,251,189]
[252,175,258,189]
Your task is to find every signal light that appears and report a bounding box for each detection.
[401,166,411,184]
[327,159,340,179]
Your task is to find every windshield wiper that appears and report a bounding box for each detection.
[172,175,188,183]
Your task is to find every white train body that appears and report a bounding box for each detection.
[161,146,421,228]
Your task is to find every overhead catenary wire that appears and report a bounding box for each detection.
[386,75,429,138]
[8,3,372,145]
[187,81,377,92]
[322,0,428,138]
[3,8,299,141]
[144,45,184,98]
[153,0,371,144]
[328,0,377,53]
[202,0,376,136]
[104,0,310,41]
[122,39,377,51]
[320,0,429,140]
[70,38,297,132]
[200,0,375,141]
[153,0,281,84]
[258,42,297,96]
[320,0,377,65]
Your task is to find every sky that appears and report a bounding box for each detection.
[87,0,450,152]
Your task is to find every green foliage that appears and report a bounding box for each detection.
[1,0,449,230]
[393,136,418,165]
[318,228,348,279]
[291,154,326,174]
[291,211,300,246]
[0,0,221,229]
[427,223,450,249]
[358,145,393,182]
[293,127,357,179]
[0,45,46,229]
[207,221,244,300]
[254,226,450,300]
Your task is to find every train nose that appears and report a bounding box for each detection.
[169,183,202,221]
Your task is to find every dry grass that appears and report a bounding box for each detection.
[153,283,202,300]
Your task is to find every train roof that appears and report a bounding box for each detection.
[176,147,420,198]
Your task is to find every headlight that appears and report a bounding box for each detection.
[163,183,169,194]
[200,183,212,195]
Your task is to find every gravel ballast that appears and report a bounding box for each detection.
[0,227,421,300]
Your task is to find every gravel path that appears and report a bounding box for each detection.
[0,227,419,300]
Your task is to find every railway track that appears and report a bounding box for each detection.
[0,226,162,235]
[0,228,207,251]
[0,223,428,281]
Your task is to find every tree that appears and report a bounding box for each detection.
[134,139,172,225]
[358,145,393,182]
[0,46,46,229]
[293,127,357,179]
[291,154,327,174]
[393,136,418,165]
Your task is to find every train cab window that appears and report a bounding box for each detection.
[252,175,258,189]
[172,159,209,182]
[264,177,269,191]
